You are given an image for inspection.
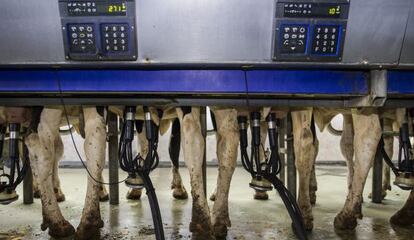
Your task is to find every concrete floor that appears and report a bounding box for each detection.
[1,166,413,240]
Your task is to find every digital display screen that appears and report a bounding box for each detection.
[68,1,127,16]
[283,3,342,18]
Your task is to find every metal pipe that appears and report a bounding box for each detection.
[108,111,119,205]
[22,141,33,205]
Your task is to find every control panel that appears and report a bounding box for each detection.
[273,0,349,62]
[59,0,137,61]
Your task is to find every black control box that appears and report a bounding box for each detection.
[59,0,137,61]
[273,0,349,62]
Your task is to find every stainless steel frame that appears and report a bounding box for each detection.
[0,0,413,68]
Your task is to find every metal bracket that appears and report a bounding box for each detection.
[347,70,388,107]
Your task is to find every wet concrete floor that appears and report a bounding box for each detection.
[0,166,413,240]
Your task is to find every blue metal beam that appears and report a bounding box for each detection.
[388,71,414,95]
[0,70,59,92]
[57,70,246,93]
[247,70,368,95]
[6,69,414,96]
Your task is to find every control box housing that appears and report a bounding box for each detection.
[59,0,137,61]
[273,0,350,62]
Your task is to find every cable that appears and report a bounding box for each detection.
[243,71,250,108]
[57,78,126,186]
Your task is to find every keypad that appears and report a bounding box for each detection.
[101,24,129,53]
[280,25,308,54]
[311,25,340,55]
[68,24,96,53]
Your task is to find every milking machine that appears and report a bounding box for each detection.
[238,112,307,240]
[118,106,165,240]
[382,109,414,191]
[0,124,29,205]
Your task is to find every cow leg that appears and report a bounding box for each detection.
[382,118,393,198]
[309,165,318,205]
[292,109,317,231]
[97,173,109,202]
[176,107,213,239]
[254,121,271,200]
[390,191,414,226]
[76,107,106,239]
[25,108,75,238]
[369,117,393,200]
[210,109,239,238]
[52,134,65,202]
[334,110,381,230]
[340,114,355,205]
[309,118,319,205]
[33,172,41,198]
[169,118,188,199]
[126,120,145,200]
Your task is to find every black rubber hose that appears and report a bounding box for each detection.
[400,123,412,172]
[379,137,399,175]
[265,174,307,240]
[169,118,181,169]
[0,126,5,161]
[8,123,19,187]
[139,170,165,240]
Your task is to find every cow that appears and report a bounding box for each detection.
[108,106,239,239]
[24,106,107,239]
[215,107,381,232]
[31,117,188,202]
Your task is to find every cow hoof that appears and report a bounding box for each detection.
[99,193,109,202]
[46,220,75,238]
[173,187,188,200]
[190,221,215,240]
[192,232,215,240]
[209,193,216,202]
[303,218,314,231]
[56,193,66,202]
[254,191,269,200]
[99,187,109,202]
[126,188,142,200]
[33,190,41,199]
[334,212,357,230]
[213,223,228,238]
[76,219,104,240]
[189,219,214,240]
[54,188,66,202]
[213,218,231,238]
[390,209,414,226]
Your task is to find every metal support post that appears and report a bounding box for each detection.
[372,119,384,203]
[23,142,33,204]
[108,112,119,205]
